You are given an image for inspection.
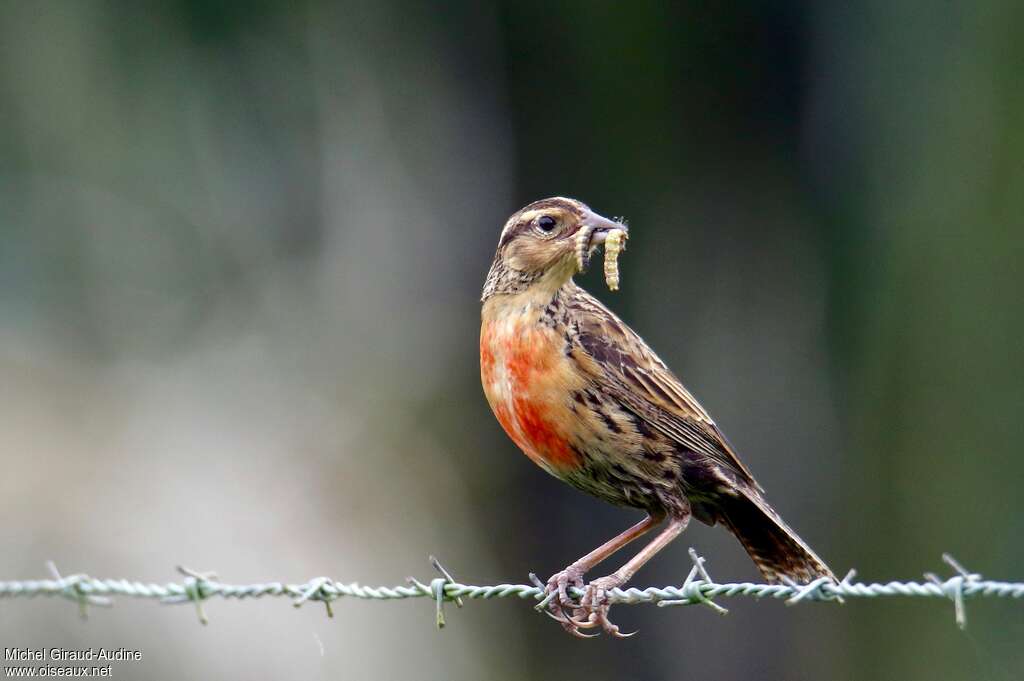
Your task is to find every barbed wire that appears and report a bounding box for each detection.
[1,551,1020,631]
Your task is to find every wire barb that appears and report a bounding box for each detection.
[924,553,980,630]
[529,573,559,612]
[408,556,464,629]
[429,556,464,609]
[45,561,112,619]
[656,548,728,613]
[171,566,217,625]
[784,576,836,606]
[293,577,336,618]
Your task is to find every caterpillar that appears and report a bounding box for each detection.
[575,225,596,273]
[603,228,627,291]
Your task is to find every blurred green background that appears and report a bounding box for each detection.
[1,1,1022,679]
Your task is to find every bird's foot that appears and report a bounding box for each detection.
[542,570,634,638]
[567,575,635,638]
[542,565,592,637]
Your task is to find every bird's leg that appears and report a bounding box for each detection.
[544,512,664,636]
[571,511,690,637]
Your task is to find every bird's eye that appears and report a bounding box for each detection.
[536,215,557,233]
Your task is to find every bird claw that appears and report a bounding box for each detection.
[541,570,635,638]
[542,608,598,636]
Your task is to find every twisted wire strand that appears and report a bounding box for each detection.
[0,553,1019,630]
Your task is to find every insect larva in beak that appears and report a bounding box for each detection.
[575,225,595,272]
[603,228,627,291]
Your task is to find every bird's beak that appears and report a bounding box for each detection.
[584,212,628,244]
[574,211,628,274]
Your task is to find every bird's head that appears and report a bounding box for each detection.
[482,197,627,301]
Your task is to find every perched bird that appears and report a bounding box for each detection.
[480,197,834,637]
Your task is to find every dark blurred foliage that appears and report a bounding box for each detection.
[1,1,1022,679]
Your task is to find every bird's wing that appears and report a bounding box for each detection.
[568,287,760,489]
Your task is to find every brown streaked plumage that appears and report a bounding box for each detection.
[480,197,834,637]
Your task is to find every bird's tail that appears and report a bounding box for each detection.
[716,489,834,584]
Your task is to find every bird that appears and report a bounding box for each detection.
[479,197,834,637]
